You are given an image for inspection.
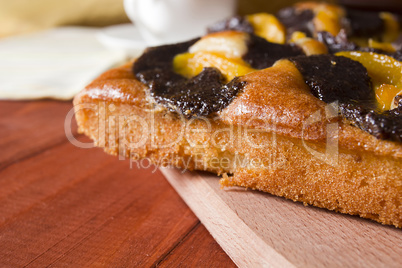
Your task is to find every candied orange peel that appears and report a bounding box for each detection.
[246,13,286,44]
[336,51,402,111]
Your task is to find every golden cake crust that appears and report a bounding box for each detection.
[74,62,401,227]
[221,60,402,158]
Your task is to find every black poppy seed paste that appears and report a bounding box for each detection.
[207,16,254,34]
[133,34,304,118]
[340,103,402,142]
[276,7,315,38]
[242,34,304,69]
[290,54,402,142]
[316,31,359,54]
[133,38,246,118]
[394,95,402,109]
[289,54,374,103]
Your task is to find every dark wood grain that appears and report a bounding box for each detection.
[159,224,237,267]
[0,100,236,267]
[0,100,77,170]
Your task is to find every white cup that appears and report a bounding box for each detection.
[124,0,237,46]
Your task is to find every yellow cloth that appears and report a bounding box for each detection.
[0,0,129,37]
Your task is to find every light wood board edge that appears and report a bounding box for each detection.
[160,167,295,268]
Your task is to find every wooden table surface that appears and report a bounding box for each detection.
[0,100,236,267]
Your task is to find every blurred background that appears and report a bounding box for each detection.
[2,0,402,38]
[1,0,339,38]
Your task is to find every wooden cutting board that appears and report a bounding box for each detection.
[160,168,402,268]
